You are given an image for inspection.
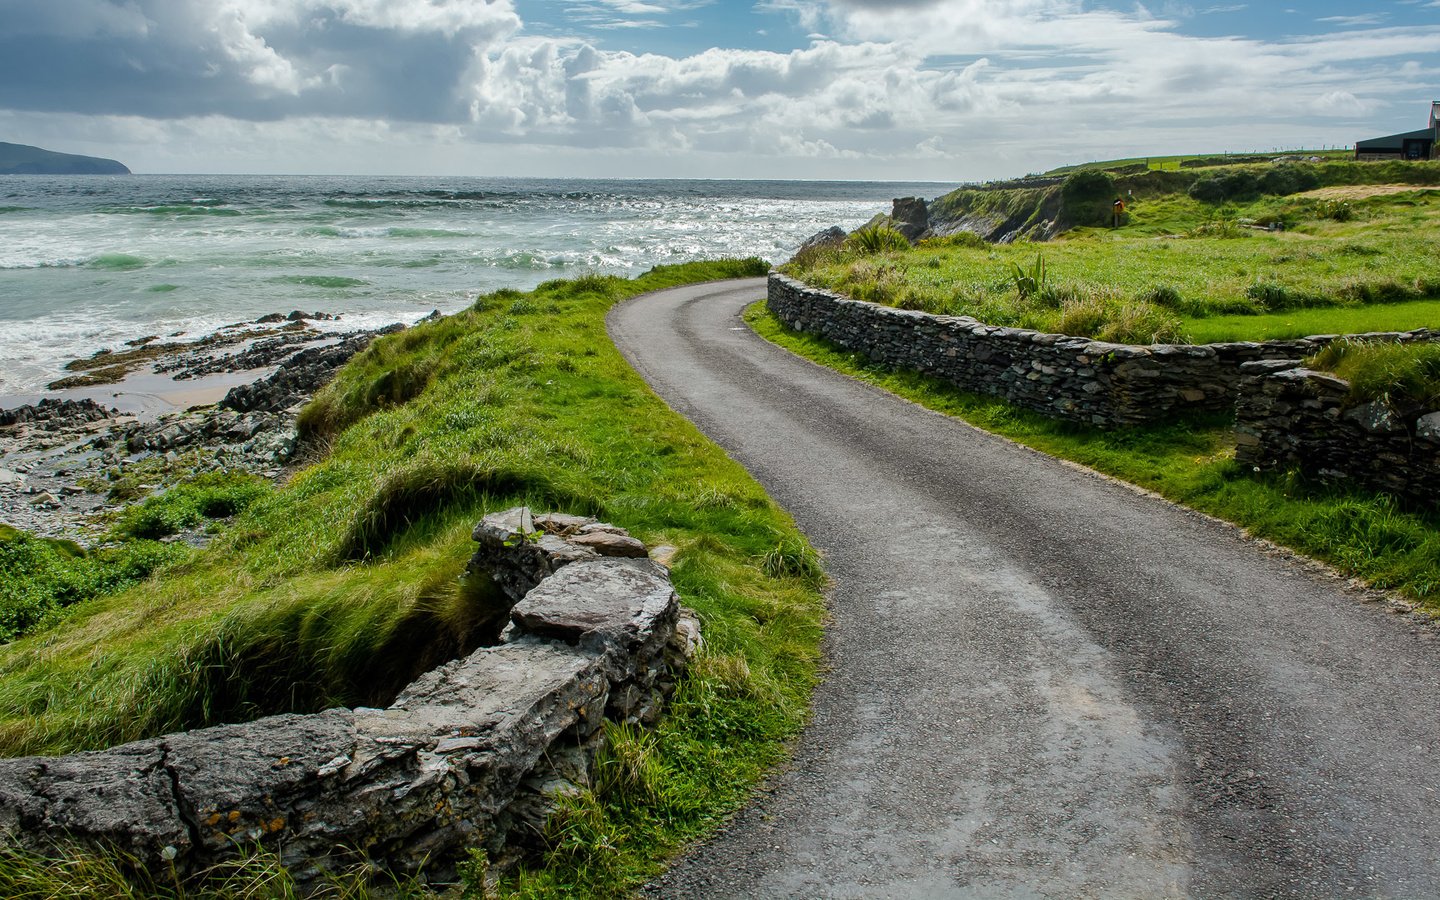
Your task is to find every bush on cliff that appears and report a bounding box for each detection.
[1059,168,1117,227]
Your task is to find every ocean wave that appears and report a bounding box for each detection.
[86,254,149,270]
[490,252,554,271]
[271,275,369,288]
[386,227,472,239]
[98,205,243,217]
[322,198,448,210]
[0,206,32,215]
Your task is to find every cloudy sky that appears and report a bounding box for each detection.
[2,0,1437,180]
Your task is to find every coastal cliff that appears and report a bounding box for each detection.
[0,142,130,175]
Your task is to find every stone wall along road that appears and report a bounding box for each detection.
[611,277,1440,899]
[0,508,699,889]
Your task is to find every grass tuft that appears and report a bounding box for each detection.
[846,225,911,254]
[1310,340,1440,410]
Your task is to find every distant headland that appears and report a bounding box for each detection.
[0,142,130,175]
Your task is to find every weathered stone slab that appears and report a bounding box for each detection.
[1343,401,1405,434]
[1417,412,1440,442]
[166,710,358,857]
[0,740,187,864]
[511,559,678,663]
[569,530,649,558]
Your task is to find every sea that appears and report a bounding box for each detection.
[0,175,952,395]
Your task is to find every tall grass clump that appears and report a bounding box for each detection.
[1310,340,1440,410]
[1046,291,1183,344]
[846,225,910,254]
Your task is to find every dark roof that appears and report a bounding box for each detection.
[1356,128,1434,150]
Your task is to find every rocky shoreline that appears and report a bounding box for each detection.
[0,312,421,543]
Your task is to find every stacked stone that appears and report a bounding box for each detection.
[768,272,1437,429]
[0,508,700,888]
[1235,363,1440,506]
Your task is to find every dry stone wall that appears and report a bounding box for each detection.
[769,273,1437,428]
[1235,362,1440,506]
[0,508,700,888]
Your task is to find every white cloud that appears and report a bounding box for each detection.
[1311,90,1381,116]
[1,0,1438,177]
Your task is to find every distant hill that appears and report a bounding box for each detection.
[0,142,130,175]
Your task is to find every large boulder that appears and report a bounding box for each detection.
[792,225,847,259]
[890,197,930,242]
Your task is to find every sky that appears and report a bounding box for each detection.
[1,0,1437,180]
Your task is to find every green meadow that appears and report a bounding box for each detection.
[785,160,1440,345]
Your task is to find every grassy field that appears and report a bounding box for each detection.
[0,260,826,897]
[787,160,1440,344]
[1044,149,1350,176]
[747,305,1440,608]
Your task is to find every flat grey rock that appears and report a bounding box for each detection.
[511,559,678,660]
[569,530,649,558]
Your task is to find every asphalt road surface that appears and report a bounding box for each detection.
[608,278,1440,899]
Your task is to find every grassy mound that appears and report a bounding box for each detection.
[0,258,827,896]
[786,159,1440,344]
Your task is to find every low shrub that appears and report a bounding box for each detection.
[919,231,988,249]
[1189,170,1261,204]
[0,527,187,642]
[120,472,271,540]
[846,225,911,254]
[1307,198,1356,222]
[1259,163,1321,196]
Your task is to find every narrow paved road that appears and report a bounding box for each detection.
[609,279,1440,899]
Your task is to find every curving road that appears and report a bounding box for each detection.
[609,278,1440,899]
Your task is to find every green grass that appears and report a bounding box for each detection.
[747,304,1440,608]
[118,471,271,540]
[1045,150,1354,176]
[1184,298,1440,343]
[0,525,189,644]
[786,161,1440,344]
[1310,340,1440,409]
[0,843,422,900]
[0,258,826,897]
